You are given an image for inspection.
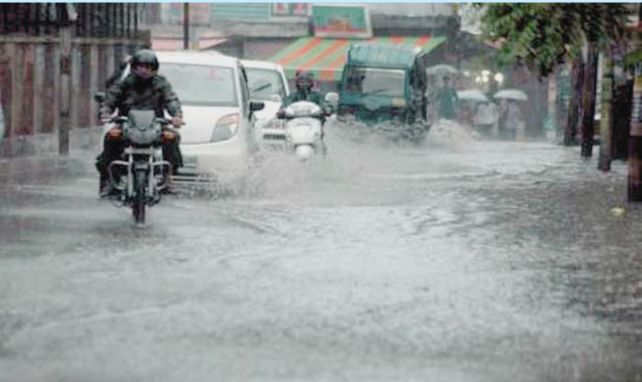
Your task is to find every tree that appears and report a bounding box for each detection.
[480,4,629,78]
[479,4,630,156]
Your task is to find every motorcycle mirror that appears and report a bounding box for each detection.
[250,101,265,112]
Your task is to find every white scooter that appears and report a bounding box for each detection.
[276,101,328,161]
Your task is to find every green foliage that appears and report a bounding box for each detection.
[624,48,642,67]
[479,3,630,77]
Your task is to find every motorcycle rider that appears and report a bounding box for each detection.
[96,49,184,197]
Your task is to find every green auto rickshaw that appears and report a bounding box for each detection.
[334,42,431,141]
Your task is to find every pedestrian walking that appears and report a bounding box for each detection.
[498,100,524,141]
[474,100,498,138]
[435,76,458,121]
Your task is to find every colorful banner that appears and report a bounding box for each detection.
[312,5,372,39]
[272,3,309,17]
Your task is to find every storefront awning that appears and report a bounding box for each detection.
[270,36,447,82]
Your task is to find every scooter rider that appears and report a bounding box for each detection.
[282,70,325,107]
[279,71,330,152]
[96,49,184,197]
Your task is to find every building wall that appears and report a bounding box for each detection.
[0,4,151,156]
[367,3,455,17]
[159,3,309,25]
[153,3,455,31]
[146,2,460,73]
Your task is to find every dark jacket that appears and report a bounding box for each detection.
[282,89,324,107]
[101,73,182,118]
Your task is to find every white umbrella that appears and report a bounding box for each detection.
[493,89,528,101]
[426,64,458,76]
[457,89,488,103]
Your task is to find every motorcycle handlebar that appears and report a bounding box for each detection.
[107,116,175,126]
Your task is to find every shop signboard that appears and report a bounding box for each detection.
[272,3,309,17]
[312,5,372,39]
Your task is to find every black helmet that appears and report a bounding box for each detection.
[295,70,314,91]
[131,49,159,71]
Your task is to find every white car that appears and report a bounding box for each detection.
[240,59,290,145]
[154,52,264,185]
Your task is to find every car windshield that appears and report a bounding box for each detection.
[344,67,406,97]
[245,67,287,101]
[159,63,238,107]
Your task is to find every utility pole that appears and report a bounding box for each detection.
[183,3,189,50]
[628,5,642,201]
[598,47,614,171]
[564,58,583,146]
[628,65,642,200]
[580,42,599,157]
[58,4,76,156]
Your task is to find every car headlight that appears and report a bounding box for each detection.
[211,113,239,142]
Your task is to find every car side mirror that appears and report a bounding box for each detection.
[250,101,265,112]
[93,91,106,104]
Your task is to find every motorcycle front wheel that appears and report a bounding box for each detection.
[132,169,147,224]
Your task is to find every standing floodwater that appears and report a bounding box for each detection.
[0,120,640,382]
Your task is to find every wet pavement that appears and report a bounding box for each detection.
[0,122,640,381]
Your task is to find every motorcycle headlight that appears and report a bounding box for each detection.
[211,113,239,142]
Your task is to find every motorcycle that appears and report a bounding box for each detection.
[276,101,328,161]
[104,110,174,224]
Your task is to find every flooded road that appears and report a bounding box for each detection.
[0,122,640,381]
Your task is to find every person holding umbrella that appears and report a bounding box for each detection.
[494,89,528,141]
[435,76,458,121]
[474,100,498,138]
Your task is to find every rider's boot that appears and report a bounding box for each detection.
[99,177,115,198]
[99,170,120,198]
[159,166,178,195]
[160,175,177,195]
